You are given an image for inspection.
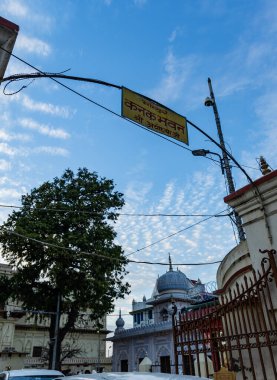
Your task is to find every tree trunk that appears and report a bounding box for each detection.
[48,303,79,370]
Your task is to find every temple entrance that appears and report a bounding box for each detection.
[160,355,171,373]
[120,359,128,372]
[173,249,277,379]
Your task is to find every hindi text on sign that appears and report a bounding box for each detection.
[122,87,189,145]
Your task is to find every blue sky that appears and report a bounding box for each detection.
[0,0,276,330]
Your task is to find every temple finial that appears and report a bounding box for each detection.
[169,253,173,271]
[259,156,272,175]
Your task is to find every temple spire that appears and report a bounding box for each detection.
[259,156,271,175]
[169,253,173,271]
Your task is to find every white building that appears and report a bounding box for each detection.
[109,256,211,374]
[216,167,277,379]
[0,263,111,373]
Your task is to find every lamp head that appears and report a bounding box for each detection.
[204,96,214,107]
[192,149,209,157]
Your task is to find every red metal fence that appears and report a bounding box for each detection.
[173,249,277,379]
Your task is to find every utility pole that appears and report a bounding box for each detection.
[51,291,61,370]
[205,78,245,242]
[97,330,101,373]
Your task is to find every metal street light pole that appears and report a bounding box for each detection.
[205,78,245,242]
[51,291,61,370]
[192,149,224,175]
[169,300,178,374]
[97,330,101,373]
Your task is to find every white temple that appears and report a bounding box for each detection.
[109,255,209,373]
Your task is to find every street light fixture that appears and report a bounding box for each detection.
[204,96,214,107]
[192,149,224,175]
[192,149,209,157]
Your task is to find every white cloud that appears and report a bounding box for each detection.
[0,188,22,199]
[0,143,68,158]
[0,160,11,171]
[0,143,27,156]
[168,27,182,43]
[134,0,147,6]
[0,0,54,31]
[33,146,69,157]
[124,181,153,203]
[0,93,74,119]
[3,61,31,79]
[19,118,70,139]
[105,0,146,8]
[156,182,175,212]
[252,92,277,167]
[149,50,198,103]
[255,92,277,127]
[0,129,30,142]
[16,34,52,57]
[20,95,73,118]
[117,168,233,267]
[0,0,28,18]
[245,42,272,68]
[0,143,16,156]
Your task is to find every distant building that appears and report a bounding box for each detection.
[0,263,111,373]
[109,255,214,373]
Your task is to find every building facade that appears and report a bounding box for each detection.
[0,263,111,373]
[217,168,277,380]
[171,168,277,379]
[110,256,210,374]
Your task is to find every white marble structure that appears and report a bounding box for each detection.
[217,168,277,380]
[110,256,207,373]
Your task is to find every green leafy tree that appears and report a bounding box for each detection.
[0,168,130,369]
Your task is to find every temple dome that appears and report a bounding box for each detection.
[156,269,193,293]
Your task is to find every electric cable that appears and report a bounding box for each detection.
[1,207,229,260]
[2,47,271,241]
[4,229,222,266]
[0,46,192,153]
[0,47,260,174]
[0,203,230,218]
[2,71,122,90]
[125,210,227,256]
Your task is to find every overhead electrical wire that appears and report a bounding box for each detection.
[0,205,229,260]
[0,203,230,218]
[125,210,228,256]
[2,71,122,90]
[1,47,268,241]
[0,45,258,191]
[0,47,193,153]
[0,47,259,173]
[5,229,222,266]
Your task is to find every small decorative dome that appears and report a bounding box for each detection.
[143,295,146,302]
[115,310,125,332]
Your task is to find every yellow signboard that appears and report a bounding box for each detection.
[122,87,189,145]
